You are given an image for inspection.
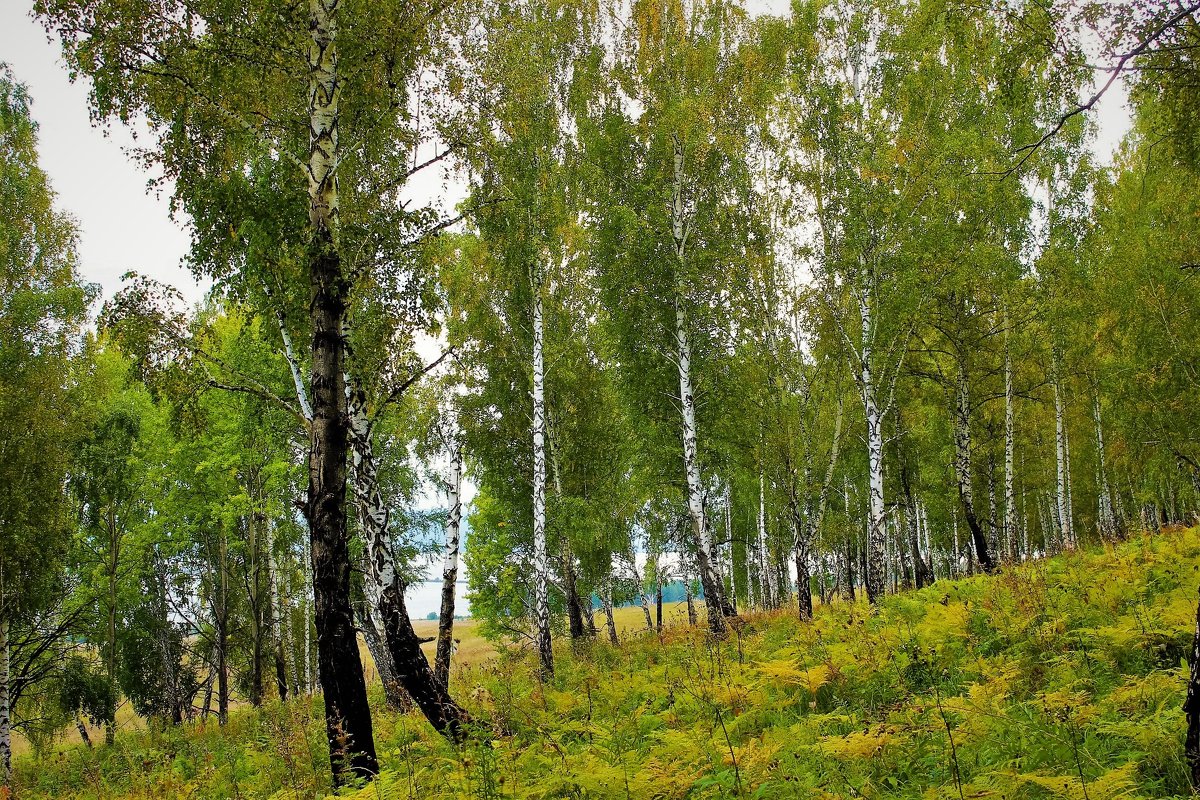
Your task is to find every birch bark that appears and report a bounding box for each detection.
[859,279,887,601]
[1004,334,1017,562]
[531,276,553,674]
[1053,348,1073,550]
[435,437,463,688]
[671,134,727,634]
[347,384,469,736]
[953,365,996,571]
[304,0,377,779]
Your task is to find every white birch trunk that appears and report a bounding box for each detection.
[672,134,726,633]
[1004,342,1016,563]
[1053,350,1073,550]
[952,506,960,577]
[435,436,463,687]
[303,544,313,694]
[266,521,287,698]
[859,279,886,602]
[531,284,553,675]
[757,471,771,609]
[1093,390,1116,539]
[1065,422,1075,544]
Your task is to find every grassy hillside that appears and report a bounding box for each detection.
[13,526,1200,799]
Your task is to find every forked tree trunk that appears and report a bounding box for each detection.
[304,0,377,782]
[435,438,463,688]
[347,386,469,737]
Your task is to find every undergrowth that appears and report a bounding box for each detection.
[14,526,1200,799]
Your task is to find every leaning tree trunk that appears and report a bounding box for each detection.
[303,0,378,782]
[361,613,407,711]
[530,280,554,677]
[953,365,996,572]
[347,385,469,738]
[671,135,727,635]
[1,617,10,787]
[435,438,463,689]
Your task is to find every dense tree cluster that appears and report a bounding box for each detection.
[1,0,1198,791]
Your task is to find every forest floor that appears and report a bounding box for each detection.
[12,525,1200,799]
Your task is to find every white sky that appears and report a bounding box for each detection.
[1,4,200,301]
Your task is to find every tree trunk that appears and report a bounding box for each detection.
[1092,388,1118,540]
[842,533,856,602]
[75,714,93,748]
[1185,586,1200,789]
[860,280,888,602]
[684,567,697,626]
[303,0,378,782]
[987,457,999,561]
[267,521,288,702]
[898,440,932,588]
[217,527,229,724]
[1004,339,1017,562]
[564,550,587,641]
[655,581,663,632]
[347,385,469,738]
[248,513,265,708]
[531,282,554,677]
[757,471,771,609]
[361,614,407,711]
[435,438,463,689]
[603,584,619,645]
[1053,349,1073,550]
[671,135,727,635]
[1,618,10,786]
[953,365,996,572]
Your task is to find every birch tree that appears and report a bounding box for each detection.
[0,69,91,784]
